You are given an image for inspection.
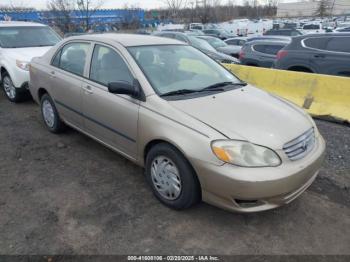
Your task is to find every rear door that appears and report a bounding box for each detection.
[50,41,91,127]
[307,36,350,76]
[82,43,139,159]
[322,36,350,76]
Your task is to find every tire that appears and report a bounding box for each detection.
[40,93,66,133]
[145,143,201,210]
[1,72,27,103]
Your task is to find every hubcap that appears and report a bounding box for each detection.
[3,76,16,99]
[42,100,55,128]
[151,156,182,200]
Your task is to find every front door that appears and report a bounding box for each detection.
[82,44,139,159]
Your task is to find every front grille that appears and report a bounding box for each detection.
[283,128,315,161]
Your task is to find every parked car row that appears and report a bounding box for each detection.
[153,31,239,64]
[219,31,350,77]
[275,33,350,76]
[0,21,326,213]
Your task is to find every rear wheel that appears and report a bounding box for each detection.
[1,72,26,103]
[145,143,201,210]
[40,93,66,133]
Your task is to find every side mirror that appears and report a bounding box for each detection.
[108,81,135,95]
[108,80,145,101]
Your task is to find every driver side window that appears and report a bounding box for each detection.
[90,44,133,86]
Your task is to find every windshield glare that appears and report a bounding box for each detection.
[0,26,61,48]
[128,45,239,96]
[188,36,217,52]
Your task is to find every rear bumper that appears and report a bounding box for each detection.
[193,135,326,213]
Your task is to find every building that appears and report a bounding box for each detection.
[277,0,350,17]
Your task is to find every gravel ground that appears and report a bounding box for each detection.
[0,94,349,255]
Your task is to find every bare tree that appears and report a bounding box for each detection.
[198,0,222,23]
[315,0,331,18]
[162,0,188,18]
[76,0,105,31]
[47,0,74,33]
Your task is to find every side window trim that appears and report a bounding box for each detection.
[51,48,62,67]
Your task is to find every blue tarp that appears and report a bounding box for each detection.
[0,9,145,24]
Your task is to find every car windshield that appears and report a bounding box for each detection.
[128,45,240,96]
[205,37,227,48]
[188,36,217,52]
[0,26,61,48]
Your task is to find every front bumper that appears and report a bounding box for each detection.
[193,135,326,213]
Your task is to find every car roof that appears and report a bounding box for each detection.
[155,31,186,36]
[69,33,186,47]
[225,37,248,41]
[268,29,297,31]
[0,21,46,27]
[294,32,350,39]
[197,35,217,39]
[247,39,290,45]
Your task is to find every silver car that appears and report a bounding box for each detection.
[29,34,325,213]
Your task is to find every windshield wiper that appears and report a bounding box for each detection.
[199,81,247,92]
[160,82,247,97]
[160,89,199,97]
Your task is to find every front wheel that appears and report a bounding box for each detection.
[145,143,201,210]
[1,73,26,103]
[40,93,66,133]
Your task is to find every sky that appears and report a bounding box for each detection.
[1,0,297,10]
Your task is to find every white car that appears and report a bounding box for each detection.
[0,21,61,102]
[301,23,325,34]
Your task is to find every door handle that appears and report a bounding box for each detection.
[83,85,93,94]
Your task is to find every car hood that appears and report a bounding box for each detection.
[2,46,52,62]
[217,45,241,54]
[168,85,313,149]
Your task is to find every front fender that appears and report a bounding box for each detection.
[0,58,28,87]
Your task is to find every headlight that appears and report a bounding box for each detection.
[16,60,30,71]
[211,140,281,167]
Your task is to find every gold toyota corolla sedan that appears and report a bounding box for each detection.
[29,34,326,213]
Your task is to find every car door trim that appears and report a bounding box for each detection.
[54,99,136,143]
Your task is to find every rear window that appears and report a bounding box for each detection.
[226,39,238,45]
[253,44,285,55]
[326,37,350,53]
[303,37,328,49]
[253,44,266,53]
[338,27,350,32]
[303,24,320,30]
[266,30,293,36]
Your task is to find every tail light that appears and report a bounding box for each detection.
[239,50,245,60]
[276,50,288,60]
